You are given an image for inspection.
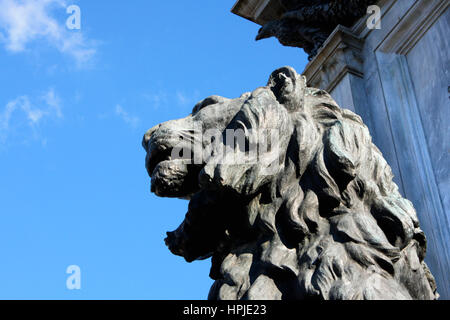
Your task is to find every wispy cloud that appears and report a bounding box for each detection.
[0,0,96,66]
[142,92,169,110]
[115,104,140,128]
[0,89,62,144]
[143,89,201,110]
[176,90,200,107]
[176,91,190,106]
[43,88,63,118]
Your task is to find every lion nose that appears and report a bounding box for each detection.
[142,124,161,151]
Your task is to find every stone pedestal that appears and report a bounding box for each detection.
[233,0,450,298]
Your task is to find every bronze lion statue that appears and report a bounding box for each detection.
[142,67,438,300]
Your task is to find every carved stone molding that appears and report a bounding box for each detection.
[302,26,364,91]
[231,0,284,26]
[232,0,373,59]
[376,0,449,54]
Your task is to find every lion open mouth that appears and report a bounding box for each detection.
[145,138,200,198]
[145,143,173,178]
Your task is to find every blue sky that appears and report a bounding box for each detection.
[0,0,308,299]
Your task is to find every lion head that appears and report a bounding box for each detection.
[142,67,438,300]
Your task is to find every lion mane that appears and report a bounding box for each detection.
[143,67,438,300]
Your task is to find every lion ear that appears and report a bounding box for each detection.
[267,66,305,111]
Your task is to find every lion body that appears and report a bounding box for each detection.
[143,67,438,300]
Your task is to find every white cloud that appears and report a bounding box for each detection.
[43,88,62,118]
[176,90,200,107]
[0,0,96,66]
[143,90,201,110]
[176,91,189,106]
[142,92,169,110]
[0,89,62,143]
[115,104,140,128]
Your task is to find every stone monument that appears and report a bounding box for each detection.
[233,0,449,299]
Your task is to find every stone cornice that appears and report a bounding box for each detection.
[302,26,364,91]
[231,0,284,26]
